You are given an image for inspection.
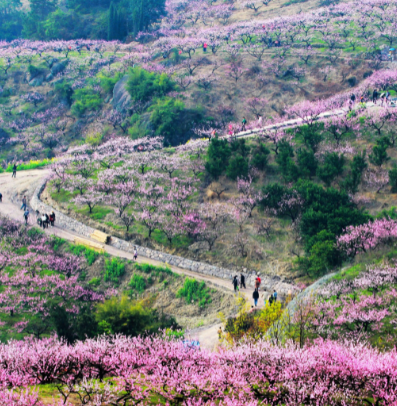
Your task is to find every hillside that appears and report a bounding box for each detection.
[2,0,397,404]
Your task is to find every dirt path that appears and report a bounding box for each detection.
[0,169,260,350]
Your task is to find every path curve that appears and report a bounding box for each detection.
[0,169,259,349]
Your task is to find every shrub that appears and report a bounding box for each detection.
[177,278,212,307]
[104,257,126,283]
[88,277,101,287]
[226,155,249,180]
[54,80,74,105]
[95,296,178,336]
[317,152,345,186]
[347,76,357,87]
[389,168,397,193]
[129,274,147,293]
[67,244,99,266]
[297,148,318,179]
[369,137,391,167]
[98,71,123,93]
[134,263,174,276]
[149,97,205,146]
[71,88,102,117]
[127,67,175,103]
[205,136,231,179]
[251,143,270,170]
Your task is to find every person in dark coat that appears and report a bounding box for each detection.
[240,273,246,289]
[232,276,238,292]
[253,289,259,306]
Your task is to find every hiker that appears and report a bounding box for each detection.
[45,213,50,228]
[241,117,247,132]
[380,92,386,106]
[372,89,378,104]
[386,90,391,105]
[253,289,259,307]
[273,289,278,302]
[203,42,208,53]
[49,212,55,227]
[255,274,261,289]
[360,95,364,103]
[41,213,47,229]
[217,327,223,340]
[268,295,274,305]
[134,247,138,261]
[240,273,246,289]
[12,164,17,178]
[37,212,42,227]
[0,192,2,202]
[258,116,263,127]
[20,195,27,211]
[232,275,239,292]
[350,93,356,103]
[23,209,29,225]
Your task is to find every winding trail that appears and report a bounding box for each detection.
[0,101,383,348]
[0,169,258,350]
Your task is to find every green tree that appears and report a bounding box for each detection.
[23,0,57,38]
[205,136,231,179]
[369,137,391,167]
[127,67,175,103]
[0,0,23,40]
[108,1,116,40]
[317,152,345,186]
[297,148,318,179]
[342,150,367,194]
[251,142,270,171]
[130,0,166,37]
[95,296,177,336]
[276,140,299,182]
[226,155,249,180]
[295,123,323,152]
[389,167,397,193]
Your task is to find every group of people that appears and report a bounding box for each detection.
[36,211,56,229]
[232,274,278,307]
[372,89,391,106]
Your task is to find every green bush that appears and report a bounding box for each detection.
[226,155,249,180]
[205,137,231,179]
[149,97,205,146]
[276,140,299,182]
[54,80,74,105]
[369,137,391,167]
[177,278,212,307]
[129,274,147,293]
[297,148,318,179]
[134,263,174,276]
[95,295,178,337]
[317,152,345,186]
[98,71,123,93]
[251,143,270,170]
[127,67,175,103]
[88,277,101,287]
[104,257,126,283]
[390,168,397,193]
[71,88,102,117]
[67,244,99,266]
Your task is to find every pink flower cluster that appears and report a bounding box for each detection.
[0,335,397,405]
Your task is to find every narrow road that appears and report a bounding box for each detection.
[0,169,259,350]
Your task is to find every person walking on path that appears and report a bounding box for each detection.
[203,43,208,53]
[240,273,246,289]
[20,196,27,211]
[0,192,2,202]
[386,90,391,105]
[49,212,55,227]
[41,213,47,229]
[372,89,378,104]
[255,274,261,289]
[134,247,138,261]
[217,327,223,340]
[350,93,356,103]
[253,289,259,307]
[23,209,30,226]
[241,117,247,132]
[232,275,239,292]
[273,289,278,302]
[12,164,17,178]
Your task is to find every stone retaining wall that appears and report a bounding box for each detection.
[30,178,295,294]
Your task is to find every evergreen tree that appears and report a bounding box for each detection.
[108,2,116,40]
